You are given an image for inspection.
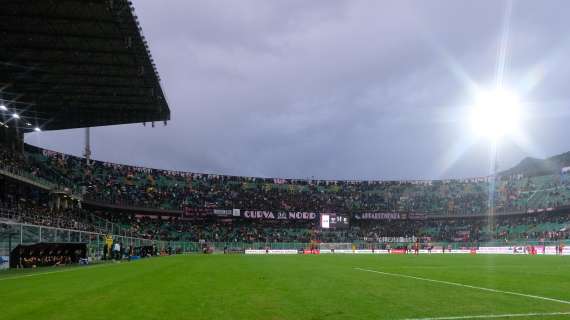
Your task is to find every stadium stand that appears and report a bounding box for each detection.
[1,143,569,249]
[0,0,170,132]
[17,144,570,216]
[0,0,173,265]
[0,0,568,267]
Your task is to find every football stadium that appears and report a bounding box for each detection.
[1,1,569,320]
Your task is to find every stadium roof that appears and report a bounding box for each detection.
[0,0,170,131]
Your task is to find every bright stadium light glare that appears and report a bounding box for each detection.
[470,88,521,141]
[0,104,7,111]
[34,127,41,132]
[12,113,20,119]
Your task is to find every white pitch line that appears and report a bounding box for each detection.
[354,267,570,306]
[402,312,570,320]
[0,262,123,281]
[0,256,178,281]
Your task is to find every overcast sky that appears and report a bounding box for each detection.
[25,0,570,180]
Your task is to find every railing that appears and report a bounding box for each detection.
[83,196,182,214]
[0,166,56,190]
[0,164,83,200]
[438,239,570,249]
[1,220,568,258]
[0,207,147,241]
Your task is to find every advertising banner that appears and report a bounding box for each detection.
[354,212,402,220]
[213,209,233,216]
[477,247,525,255]
[543,246,570,255]
[321,214,330,229]
[243,248,564,255]
[407,213,427,220]
[353,212,428,220]
[0,256,8,270]
[245,250,298,255]
[183,207,213,218]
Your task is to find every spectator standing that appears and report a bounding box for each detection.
[113,242,121,260]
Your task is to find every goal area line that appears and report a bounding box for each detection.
[401,311,570,320]
[355,266,570,319]
[354,267,570,306]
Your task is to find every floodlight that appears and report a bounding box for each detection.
[34,127,41,132]
[0,105,7,111]
[470,88,521,141]
[12,113,20,119]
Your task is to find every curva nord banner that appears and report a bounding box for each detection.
[184,208,427,222]
[242,211,318,220]
[183,208,319,220]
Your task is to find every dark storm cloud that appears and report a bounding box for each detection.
[26,0,570,180]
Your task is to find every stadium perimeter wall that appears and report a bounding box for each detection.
[2,220,568,257]
[245,247,570,255]
[2,221,569,270]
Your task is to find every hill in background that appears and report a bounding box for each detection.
[500,151,570,177]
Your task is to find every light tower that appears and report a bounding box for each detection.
[84,127,92,165]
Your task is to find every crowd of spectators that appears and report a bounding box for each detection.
[0,145,79,192]
[2,197,568,244]
[1,144,570,245]
[1,200,113,234]
[15,144,570,217]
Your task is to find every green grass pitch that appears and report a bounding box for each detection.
[1,254,569,320]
